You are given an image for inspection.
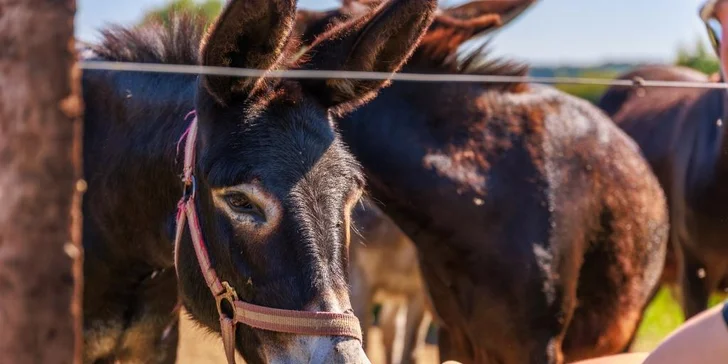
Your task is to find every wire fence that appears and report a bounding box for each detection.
[78,60,728,90]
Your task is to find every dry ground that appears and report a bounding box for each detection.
[177,309,439,364]
[178,287,728,363]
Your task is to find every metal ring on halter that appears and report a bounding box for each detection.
[182,175,197,202]
[216,281,240,320]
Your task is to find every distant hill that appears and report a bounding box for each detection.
[529,62,654,78]
[525,62,669,104]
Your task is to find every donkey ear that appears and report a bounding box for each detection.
[294,9,342,45]
[429,11,502,37]
[293,0,375,46]
[341,0,381,14]
[200,0,296,104]
[299,0,437,109]
[441,0,537,35]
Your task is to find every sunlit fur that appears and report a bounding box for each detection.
[79,0,436,362]
[297,1,669,362]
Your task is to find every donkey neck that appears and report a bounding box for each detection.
[671,87,728,218]
[82,69,197,271]
[704,90,728,205]
[337,81,500,247]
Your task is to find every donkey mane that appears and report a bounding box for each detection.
[408,21,529,92]
[90,12,304,66]
[86,10,312,105]
[89,6,528,93]
[300,0,530,92]
[89,13,206,65]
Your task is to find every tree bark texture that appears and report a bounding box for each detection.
[0,0,83,363]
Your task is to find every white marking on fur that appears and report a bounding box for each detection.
[422,153,486,191]
[212,183,282,239]
[265,335,371,364]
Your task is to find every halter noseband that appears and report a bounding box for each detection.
[173,111,362,364]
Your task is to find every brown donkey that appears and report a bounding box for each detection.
[350,198,433,364]
[78,0,436,362]
[297,1,669,363]
[599,64,728,319]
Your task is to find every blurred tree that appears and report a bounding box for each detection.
[0,0,83,362]
[675,38,720,75]
[140,0,223,26]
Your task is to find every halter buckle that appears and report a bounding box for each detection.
[182,175,197,202]
[216,281,239,320]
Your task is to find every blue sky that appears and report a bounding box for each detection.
[75,0,714,66]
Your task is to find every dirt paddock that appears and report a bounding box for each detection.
[177,309,440,364]
[177,306,666,364]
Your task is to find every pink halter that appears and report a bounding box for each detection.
[173,111,362,364]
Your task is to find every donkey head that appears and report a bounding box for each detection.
[175,0,436,362]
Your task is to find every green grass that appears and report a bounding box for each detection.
[632,286,727,352]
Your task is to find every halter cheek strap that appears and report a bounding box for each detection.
[173,111,362,364]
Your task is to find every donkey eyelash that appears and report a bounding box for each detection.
[223,193,260,213]
[212,184,282,231]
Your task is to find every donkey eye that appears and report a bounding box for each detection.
[224,193,259,214]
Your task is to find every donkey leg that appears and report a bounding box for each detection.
[399,293,427,364]
[119,268,180,364]
[158,315,180,364]
[381,300,407,364]
[619,281,662,353]
[562,227,665,361]
[350,263,374,352]
[436,326,472,364]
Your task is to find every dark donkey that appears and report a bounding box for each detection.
[79,0,436,362]
[296,1,669,362]
[598,64,728,319]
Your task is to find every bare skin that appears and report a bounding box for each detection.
[566,301,728,364]
[643,302,728,364]
[568,354,649,364]
[567,354,649,364]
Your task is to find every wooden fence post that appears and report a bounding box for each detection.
[0,0,83,363]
